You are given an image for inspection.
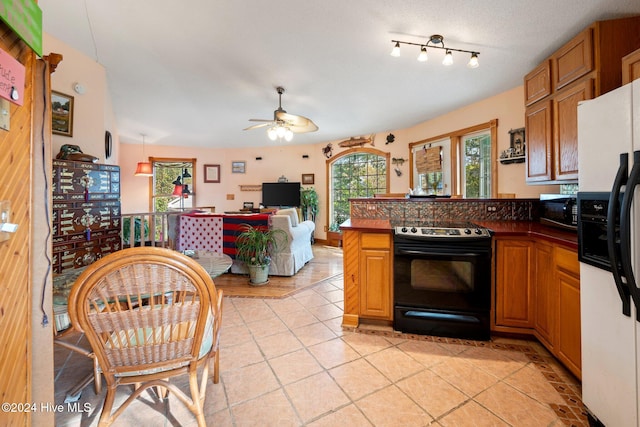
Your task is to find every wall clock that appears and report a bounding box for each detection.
[104,130,112,159]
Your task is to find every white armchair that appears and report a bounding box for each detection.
[268,208,315,276]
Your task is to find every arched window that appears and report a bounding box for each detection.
[326,148,389,231]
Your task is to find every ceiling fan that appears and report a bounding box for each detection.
[244,87,318,141]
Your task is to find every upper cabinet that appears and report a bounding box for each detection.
[622,48,640,85]
[524,16,640,184]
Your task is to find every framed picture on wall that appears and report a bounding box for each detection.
[302,173,315,184]
[231,161,245,174]
[51,91,74,137]
[204,164,220,183]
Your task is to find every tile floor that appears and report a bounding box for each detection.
[54,273,588,427]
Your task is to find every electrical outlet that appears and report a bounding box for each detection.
[486,205,497,212]
[367,204,376,211]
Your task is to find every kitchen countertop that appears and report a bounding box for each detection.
[340,219,577,249]
[476,221,578,249]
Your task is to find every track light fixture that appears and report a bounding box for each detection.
[390,35,480,68]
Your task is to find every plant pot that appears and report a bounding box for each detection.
[247,264,269,286]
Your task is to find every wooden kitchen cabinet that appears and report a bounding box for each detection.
[525,100,553,182]
[622,48,640,84]
[524,16,640,183]
[553,79,593,181]
[555,246,581,378]
[524,60,551,106]
[341,229,393,327]
[533,241,556,350]
[359,233,392,319]
[495,238,534,329]
[551,27,593,91]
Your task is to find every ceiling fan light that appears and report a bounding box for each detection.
[468,53,479,68]
[390,41,401,57]
[276,125,287,138]
[443,50,453,66]
[417,46,428,62]
[284,129,293,141]
[267,127,278,140]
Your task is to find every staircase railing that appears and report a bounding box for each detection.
[120,211,174,249]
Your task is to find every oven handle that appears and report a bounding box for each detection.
[395,249,488,258]
[607,152,631,317]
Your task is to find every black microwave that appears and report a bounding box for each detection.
[539,195,577,230]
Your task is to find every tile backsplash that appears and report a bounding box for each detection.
[350,198,538,226]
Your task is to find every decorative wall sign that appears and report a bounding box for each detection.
[51,91,74,137]
[0,0,43,56]
[0,47,25,105]
[204,164,220,183]
[239,185,262,191]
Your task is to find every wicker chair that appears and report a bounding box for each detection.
[68,247,223,427]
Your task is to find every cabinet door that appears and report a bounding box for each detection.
[552,27,593,90]
[495,239,534,328]
[359,248,391,319]
[341,230,360,327]
[533,241,556,349]
[622,48,640,85]
[553,79,593,181]
[555,246,581,379]
[525,100,553,182]
[524,60,551,106]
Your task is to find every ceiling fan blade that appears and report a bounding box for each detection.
[276,111,319,133]
[243,122,272,131]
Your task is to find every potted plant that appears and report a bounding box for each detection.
[300,187,319,222]
[235,223,287,285]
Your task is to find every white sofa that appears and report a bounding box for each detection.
[230,208,315,276]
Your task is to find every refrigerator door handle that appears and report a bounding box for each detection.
[608,153,631,317]
[620,150,640,321]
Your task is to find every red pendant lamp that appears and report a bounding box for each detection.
[134,134,153,176]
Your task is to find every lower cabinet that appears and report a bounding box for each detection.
[495,236,581,379]
[342,230,392,327]
[555,246,581,378]
[495,238,534,329]
[534,241,556,349]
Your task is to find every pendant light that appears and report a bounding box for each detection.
[134,134,153,176]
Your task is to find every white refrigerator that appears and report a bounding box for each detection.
[578,79,640,427]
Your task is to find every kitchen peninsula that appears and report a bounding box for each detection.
[341,196,581,378]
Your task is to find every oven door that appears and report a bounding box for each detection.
[393,241,491,340]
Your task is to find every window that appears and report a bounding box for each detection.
[410,119,497,198]
[327,148,389,230]
[149,158,196,212]
[413,139,449,195]
[462,131,492,198]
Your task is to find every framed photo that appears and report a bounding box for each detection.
[203,164,220,183]
[51,91,74,137]
[302,173,315,185]
[231,161,245,174]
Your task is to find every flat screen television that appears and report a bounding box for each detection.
[262,182,301,207]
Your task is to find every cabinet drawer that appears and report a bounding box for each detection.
[360,232,390,249]
[552,27,593,90]
[555,246,579,277]
[524,60,551,106]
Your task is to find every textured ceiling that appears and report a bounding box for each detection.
[39,0,640,148]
